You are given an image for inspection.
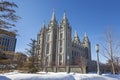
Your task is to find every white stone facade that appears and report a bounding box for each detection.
[37,11,91,67]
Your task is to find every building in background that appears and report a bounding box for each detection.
[0,29,16,52]
[13,52,27,67]
[36,11,91,70]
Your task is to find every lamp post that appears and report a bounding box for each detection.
[67,55,70,73]
[95,44,100,75]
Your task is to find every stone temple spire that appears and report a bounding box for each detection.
[62,11,68,21]
[49,9,57,27]
[73,30,80,43]
[83,32,89,42]
[61,11,69,25]
[84,32,87,37]
[74,30,78,38]
[40,22,46,33]
[42,22,46,29]
[51,9,56,21]
[63,11,67,20]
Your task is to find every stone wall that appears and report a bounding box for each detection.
[41,66,86,73]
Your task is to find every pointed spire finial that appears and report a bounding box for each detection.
[84,32,88,37]
[63,10,66,20]
[74,30,78,37]
[83,32,89,42]
[43,22,46,27]
[73,30,80,43]
[51,8,56,21]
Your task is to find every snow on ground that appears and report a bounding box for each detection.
[0,71,74,80]
[74,73,120,80]
[0,75,10,80]
[0,71,120,80]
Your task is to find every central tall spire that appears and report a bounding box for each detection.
[42,22,46,29]
[60,10,69,25]
[51,8,56,21]
[62,11,68,21]
[74,30,78,38]
[63,11,67,20]
[84,32,87,38]
[49,9,57,28]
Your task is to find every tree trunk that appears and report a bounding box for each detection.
[111,60,115,74]
[109,38,115,74]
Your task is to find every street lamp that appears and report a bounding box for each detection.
[66,55,70,73]
[95,44,100,75]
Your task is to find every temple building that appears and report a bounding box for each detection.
[36,10,91,69]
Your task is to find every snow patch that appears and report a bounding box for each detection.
[0,71,120,80]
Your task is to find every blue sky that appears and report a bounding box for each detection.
[11,0,120,63]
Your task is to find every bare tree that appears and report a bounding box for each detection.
[100,28,120,74]
[113,57,120,74]
[77,55,87,73]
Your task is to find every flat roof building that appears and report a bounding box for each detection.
[0,29,16,51]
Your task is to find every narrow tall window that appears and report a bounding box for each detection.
[60,47,62,53]
[60,40,62,46]
[46,43,49,54]
[39,40,40,44]
[46,56,49,66]
[60,33,63,38]
[47,34,50,41]
[59,54,62,65]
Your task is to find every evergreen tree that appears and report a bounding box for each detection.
[0,0,20,30]
[0,0,20,60]
[26,39,38,73]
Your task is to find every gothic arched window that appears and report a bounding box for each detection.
[60,47,62,53]
[46,43,49,54]
[59,54,62,65]
[60,40,62,46]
